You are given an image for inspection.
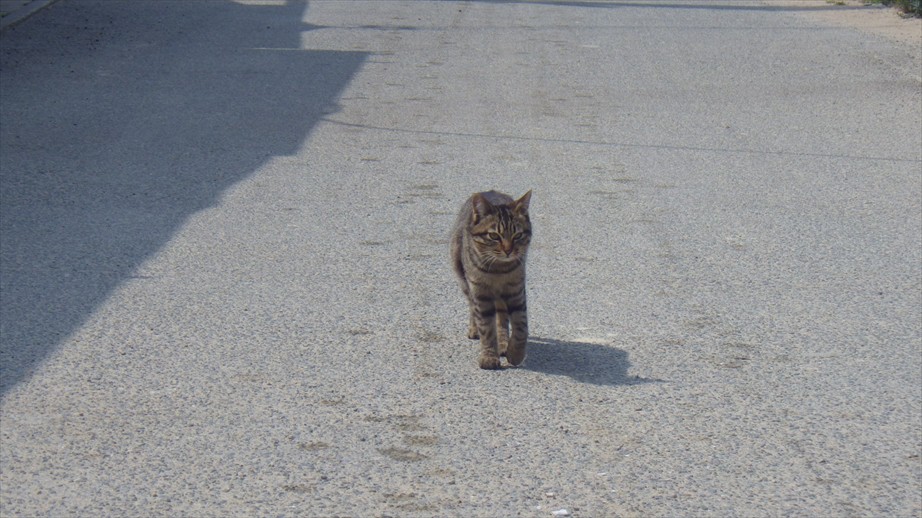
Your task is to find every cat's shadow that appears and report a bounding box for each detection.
[522,336,662,387]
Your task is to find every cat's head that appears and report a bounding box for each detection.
[469,190,532,265]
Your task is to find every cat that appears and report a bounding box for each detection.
[450,190,532,369]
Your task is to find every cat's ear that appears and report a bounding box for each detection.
[513,190,532,214]
[471,193,494,224]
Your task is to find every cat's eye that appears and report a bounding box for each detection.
[513,232,525,241]
[487,232,501,241]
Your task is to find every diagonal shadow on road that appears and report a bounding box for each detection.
[524,336,663,387]
[0,0,367,395]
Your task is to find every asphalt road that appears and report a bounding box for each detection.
[1,1,920,516]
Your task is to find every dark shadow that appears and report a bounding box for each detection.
[0,1,366,394]
[523,337,663,386]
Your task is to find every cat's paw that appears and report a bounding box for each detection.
[478,354,502,370]
[505,345,526,367]
[467,325,479,340]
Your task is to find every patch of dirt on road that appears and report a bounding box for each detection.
[765,0,921,48]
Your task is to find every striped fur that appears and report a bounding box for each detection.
[450,190,532,369]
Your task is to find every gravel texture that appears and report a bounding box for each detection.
[1,1,920,516]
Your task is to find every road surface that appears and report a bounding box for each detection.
[1,1,920,516]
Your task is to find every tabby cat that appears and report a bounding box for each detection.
[450,190,532,369]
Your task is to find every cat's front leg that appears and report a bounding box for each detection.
[472,300,501,370]
[505,301,528,366]
[496,310,510,357]
[494,299,510,357]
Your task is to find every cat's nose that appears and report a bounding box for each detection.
[502,241,513,255]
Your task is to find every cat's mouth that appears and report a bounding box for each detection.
[490,252,523,264]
